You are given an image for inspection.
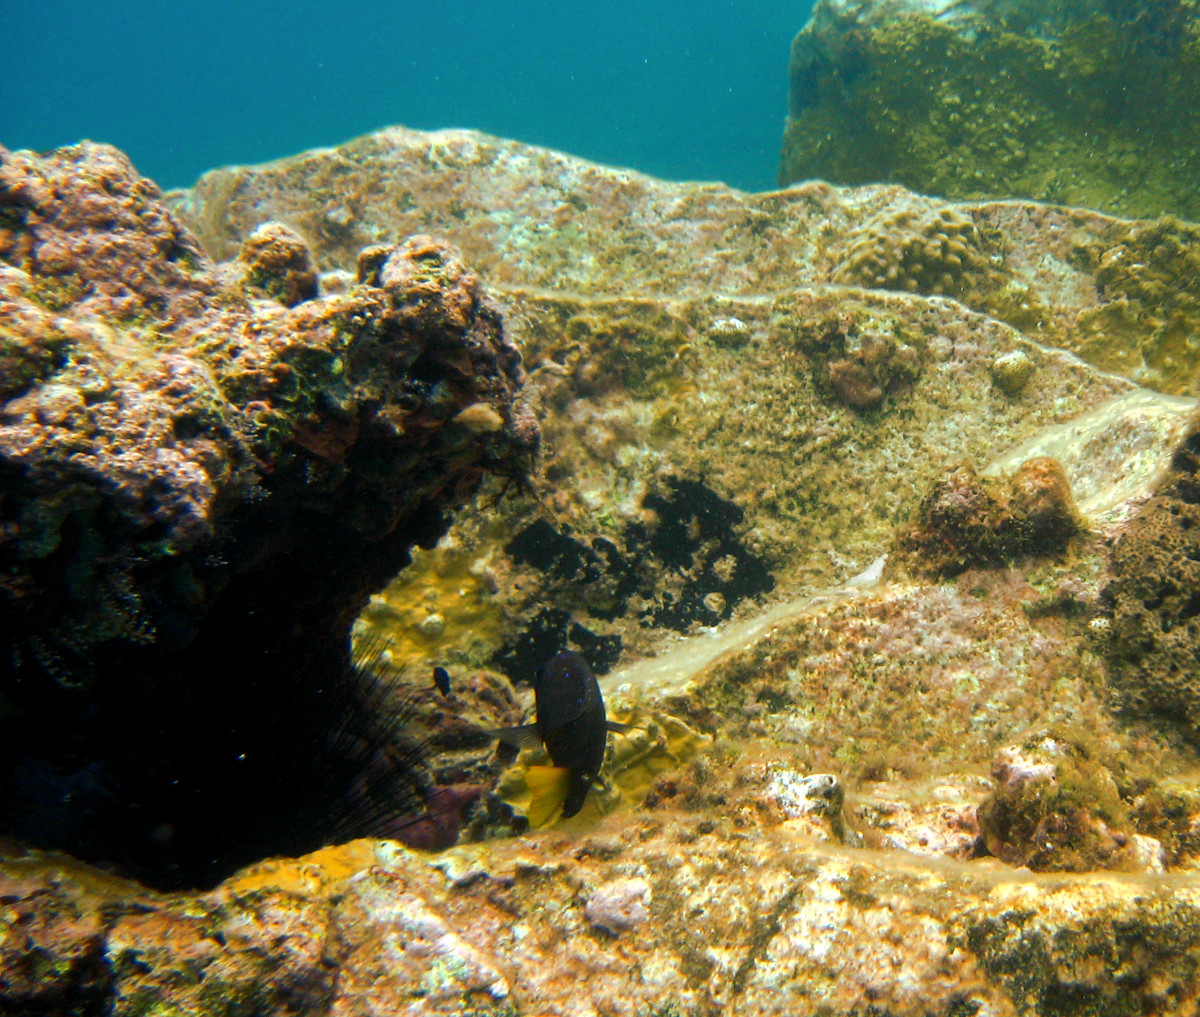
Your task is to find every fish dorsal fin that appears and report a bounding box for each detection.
[524,765,570,828]
[487,723,543,751]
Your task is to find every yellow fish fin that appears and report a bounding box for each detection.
[524,765,571,828]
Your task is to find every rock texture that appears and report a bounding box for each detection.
[0,142,535,887]
[7,825,1200,1017]
[897,457,1080,576]
[6,124,1200,1015]
[1104,415,1200,744]
[780,0,1200,220]
[169,125,1196,682]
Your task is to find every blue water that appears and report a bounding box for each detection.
[4,0,811,193]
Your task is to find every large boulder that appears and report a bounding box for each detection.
[0,142,536,887]
[780,0,1200,220]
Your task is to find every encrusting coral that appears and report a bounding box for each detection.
[833,206,994,299]
[781,0,1200,220]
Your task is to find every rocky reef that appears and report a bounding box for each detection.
[1103,415,1200,745]
[780,0,1200,220]
[5,119,1200,1015]
[7,827,1200,1017]
[169,123,1199,677]
[0,142,536,888]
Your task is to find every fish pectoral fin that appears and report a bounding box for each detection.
[605,721,645,736]
[486,723,543,751]
[524,765,571,828]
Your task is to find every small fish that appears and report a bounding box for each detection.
[432,665,451,697]
[490,651,635,827]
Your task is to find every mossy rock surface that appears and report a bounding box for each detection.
[781,0,1200,221]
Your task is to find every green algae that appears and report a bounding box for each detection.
[962,894,1200,1017]
[781,5,1200,220]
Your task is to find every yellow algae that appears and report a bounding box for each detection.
[223,839,379,896]
[497,703,712,829]
[354,539,505,669]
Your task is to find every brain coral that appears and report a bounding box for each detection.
[833,206,994,298]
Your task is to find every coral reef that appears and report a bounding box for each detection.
[897,458,1081,577]
[780,0,1200,220]
[0,142,535,887]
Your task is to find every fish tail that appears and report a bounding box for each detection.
[524,765,571,828]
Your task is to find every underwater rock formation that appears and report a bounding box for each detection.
[897,457,1081,577]
[1103,411,1200,745]
[977,737,1152,872]
[170,125,1200,676]
[8,825,1200,1017]
[0,142,536,887]
[780,0,1200,220]
[175,126,1200,396]
[8,125,1200,1015]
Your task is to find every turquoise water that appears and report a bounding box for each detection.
[4,0,811,192]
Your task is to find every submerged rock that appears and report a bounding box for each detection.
[1103,411,1200,745]
[0,142,536,887]
[780,0,1200,221]
[990,349,1036,396]
[7,824,1200,1017]
[897,457,1080,577]
[231,219,319,306]
[8,124,1200,1015]
[165,128,1197,678]
[977,737,1147,872]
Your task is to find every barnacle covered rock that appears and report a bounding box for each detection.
[0,141,537,887]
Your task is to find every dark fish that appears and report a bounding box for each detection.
[490,651,634,826]
[433,665,451,697]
